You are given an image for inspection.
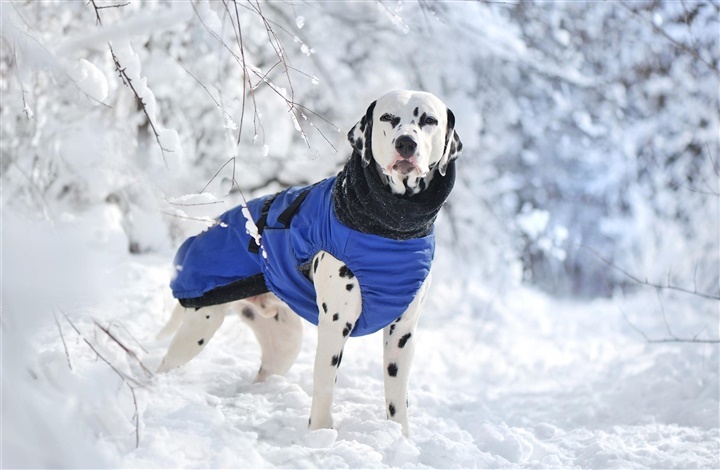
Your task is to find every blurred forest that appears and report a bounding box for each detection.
[2,0,718,299]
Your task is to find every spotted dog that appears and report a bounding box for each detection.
[158,90,462,436]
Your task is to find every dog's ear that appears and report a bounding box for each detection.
[347,100,377,167]
[438,107,463,176]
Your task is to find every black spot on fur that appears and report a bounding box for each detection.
[395,316,403,323]
[206,315,210,319]
[322,302,328,313]
[389,402,396,417]
[419,178,426,192]
[413,107,419,117]
[333,313,339,321]
[391,116,400,129]
[274,313,280,321]
[346,283,354,291]
[418,112,427,128]
[339,265,354,279]
[387,363,398,377]
[198,338,204,346]
[419,113,438,129]
[313,257,319,273]
[331,350,344,368]
[398,333,412,348]
[241,307,255,320]
[389,324,395,335]
[342,322,352,337]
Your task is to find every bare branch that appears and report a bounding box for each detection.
[59,310,142,387]
[52,311,72,371]
[199,156,239,195]
[161,212,220,224]
[655,288,676,339]
[114,322,148,354]
[618,306,651,341]
[618,305,719,344]
[619,1,720,78]
[94,320,153,378]
[87,0,130,26]
[128,383,140,448]
[87,0,104,26]
[647,338,720,344]
[108,43,171,166]
[707,143,720,177]
[579,244,720,300]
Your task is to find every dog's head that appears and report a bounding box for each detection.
[348,90,462,194]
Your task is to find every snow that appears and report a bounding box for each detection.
[67,58,108,103]
[2,0,718,467]
[2,211,717,468]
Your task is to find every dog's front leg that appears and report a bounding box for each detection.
[308,251,362,431]
[383,275,431,436]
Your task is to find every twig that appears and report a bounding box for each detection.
[579,244,720,301]
[59,310,141,387]
[128,382,140,448]
[618,1,720,78]
[88,0,104,26]
[199,156,239,195]
[166,199,225,207]
[655,288,675,339]
[108,43,171,166]
[618,306,719,344]
[161,212,219,224]
[52,311,73,371]
[618,306,651,341]
[94,320,153,378]
[707,143,720,178]
[113,322,148,354]
[227,0,250,145]
[647,338,719,344]
[87,0,129,26]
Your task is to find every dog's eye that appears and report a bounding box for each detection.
[424,116,438,126]
[379,113,394,122]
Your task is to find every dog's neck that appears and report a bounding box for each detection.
[333,152,455,240]
[374,163,437,197]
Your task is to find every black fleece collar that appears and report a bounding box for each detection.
[333,153,456,240]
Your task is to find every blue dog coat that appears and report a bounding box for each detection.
[171,177,435,337]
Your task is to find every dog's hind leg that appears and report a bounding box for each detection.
[383,274,431,436]
[157,303,226,373]
[308,251,362,431]
[156,302,186,340]
[232,295,303,383]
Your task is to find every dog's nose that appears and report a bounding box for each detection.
[395,135,417,158]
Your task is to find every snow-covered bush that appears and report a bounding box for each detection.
[2,0,717,296]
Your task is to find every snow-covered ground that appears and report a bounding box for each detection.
[3,209,718,468]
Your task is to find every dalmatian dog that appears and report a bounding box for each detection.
[158,90,462,436]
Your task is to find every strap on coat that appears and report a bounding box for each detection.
[248,193,279,254]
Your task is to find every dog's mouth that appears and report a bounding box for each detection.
[389,158,426,177]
